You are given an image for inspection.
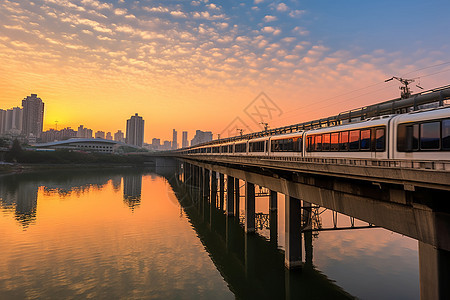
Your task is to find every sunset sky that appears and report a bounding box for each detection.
[1,0,449,142]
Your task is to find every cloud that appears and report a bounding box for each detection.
[276,3,289,12]
[289,10,305,17]
[170,11,187,18]
[263,15,277,22]
[114,8,127,16]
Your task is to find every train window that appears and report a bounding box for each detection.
[339,131,349,151]
[375,128,386,151]
[221,145,228,153]
[322,134,331,151]
[315,135,322,151]
[250,141,264,152]
[360,129,371,150]
[307,136,315,151]
[297,138,303,152]
[443,119,450,150]
[229,145,234,153]
[330,133,339,151]
[207,147,212,153]
[212,146,220,153]
[286,139,294,151]
[349,130,360,150]
[266,140,269,152]
[271,138,295,152]
[235,143,247,153]
[404,124,420,151]
[420,122,440,150]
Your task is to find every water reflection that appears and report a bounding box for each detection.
[0,168,233,299]
[163,170,354,299]
[123,174,142,211]
[0,169,147,227]
[0,181,38,229]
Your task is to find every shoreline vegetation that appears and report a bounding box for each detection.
[0,142,153,175]
[0,162,153,176]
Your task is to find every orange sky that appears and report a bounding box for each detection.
[1,0,449,143]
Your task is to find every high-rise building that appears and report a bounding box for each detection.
[126,113,144,147]
[114,130,125,142]
[95,131,105,139]
[41,127,76,143]
[152,138,160,150]
[106,132,113,140]
[22,94,44,138]
[0,107,22,135]
[77,125,93,138]
[182,131,188,148]
[191,130,213,146]
[163,140,171,150]
[0,109,5,134]
[172,129,178,150]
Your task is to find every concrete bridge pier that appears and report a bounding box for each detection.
[203,169,210,200]
[219,173,225,210]
[210,171,217,208]
[303,201,313,266]
[270,190,277,211]
[209,171,217,227]
[245,182,256,233]
[201,168,210,219]
[226,175,235,216]
[285,196,303,269]
[235,178,240,217]
[419,242,450,300]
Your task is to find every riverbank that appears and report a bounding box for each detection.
[0,162,155,176]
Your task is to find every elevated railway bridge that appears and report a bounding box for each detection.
[149,85,450,298]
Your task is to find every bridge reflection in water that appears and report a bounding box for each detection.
[155,158,449,300]
[160,168,353,299]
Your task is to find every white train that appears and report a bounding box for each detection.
[181,106,450,161]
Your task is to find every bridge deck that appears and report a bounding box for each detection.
[174,154,450,191]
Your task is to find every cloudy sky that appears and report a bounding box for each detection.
[1,0,449,142]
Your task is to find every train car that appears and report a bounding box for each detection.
[233,140,249,156]
[268,131,304,157]
[219,142,235,155]
[391,106,450,160]
[248,137,270,156]
[304,117,391,159]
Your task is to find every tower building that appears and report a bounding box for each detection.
[126,113,144,147]
[22,94,44,138]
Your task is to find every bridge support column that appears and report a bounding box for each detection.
[419,241,450,300]
[203,169,210,200]
[270,190,278,211]
[219,173,225,210]
[235,178,240,217]
[285,196,302,269]
[245,182,256,233]
[226,176,235,216]
[210,171,217,227]
[303,201,313,266]
[210,171,217,207]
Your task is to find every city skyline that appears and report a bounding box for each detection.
[0,1,449,142]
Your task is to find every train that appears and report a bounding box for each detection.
[179,106,450,161]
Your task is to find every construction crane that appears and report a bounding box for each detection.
[385,76,423,99]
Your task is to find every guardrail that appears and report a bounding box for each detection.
[181,154,450,171]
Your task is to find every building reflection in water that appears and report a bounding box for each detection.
[111,176,122,192]
[123,174,143,211]
[0,181,38,229]
[0,170,147,228]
